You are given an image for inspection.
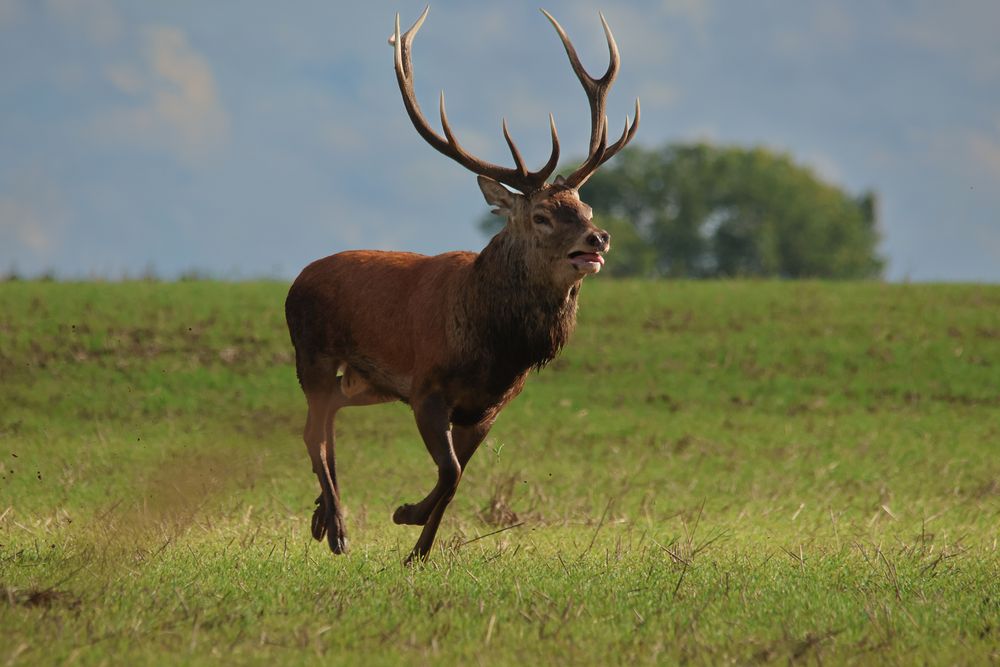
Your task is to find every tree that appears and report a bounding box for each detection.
[582,143,883,278]
[482,142,883,279]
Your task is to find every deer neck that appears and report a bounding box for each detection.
[462,232,580,373]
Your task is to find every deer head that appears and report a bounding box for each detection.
[390,7,640,290]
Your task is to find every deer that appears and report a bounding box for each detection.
[284,7,638,563]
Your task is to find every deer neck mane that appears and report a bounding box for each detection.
[462,231,580,374]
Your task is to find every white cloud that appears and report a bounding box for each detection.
[0,198,52,252]
[0,174,69,262]
[97,26,230,165]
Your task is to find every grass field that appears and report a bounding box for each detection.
[1,279,998,665]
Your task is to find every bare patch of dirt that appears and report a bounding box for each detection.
[93,446,266,552]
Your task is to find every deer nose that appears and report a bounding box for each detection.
[586,230,611,251]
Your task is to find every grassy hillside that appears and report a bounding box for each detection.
[1,280,998,665]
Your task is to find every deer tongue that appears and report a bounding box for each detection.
[569,252,604,270]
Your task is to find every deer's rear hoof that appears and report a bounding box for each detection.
[311,496,327,541]
[326,512,348,554]
[328,533,348,554]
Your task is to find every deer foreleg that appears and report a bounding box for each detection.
[401,393,462,563]
[393,418,492,527]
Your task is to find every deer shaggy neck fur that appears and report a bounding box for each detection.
[460,230,579,384]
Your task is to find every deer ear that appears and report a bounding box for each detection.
[553,174,567,187]
[477,176,514,216]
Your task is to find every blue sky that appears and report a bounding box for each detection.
[1,0,998,281]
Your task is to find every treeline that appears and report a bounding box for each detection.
[483,142,883,279]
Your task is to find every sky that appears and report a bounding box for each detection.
[1,0,998,282]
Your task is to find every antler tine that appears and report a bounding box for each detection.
[389,6,428,79]
[601,97,640,163]
[390,7,560,193]
[393,9,448,152]
[542,10,639,189]
[502,119,528,178]
[598,12,622,84]
[567,106,640,189]
[539,113,561,183]
[541,9,620,157]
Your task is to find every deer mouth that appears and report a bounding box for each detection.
[568,251,605,273]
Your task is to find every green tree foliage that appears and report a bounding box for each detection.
[582,143,883,278]
[481,142,883,279]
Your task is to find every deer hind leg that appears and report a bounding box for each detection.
[304,368,392,555]
[393,418,492,527]
[304,390,348,553]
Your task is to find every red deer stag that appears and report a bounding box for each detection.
[285,7,638,562]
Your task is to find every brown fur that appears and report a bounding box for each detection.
[285,8,636,562]
[285,183,610,561]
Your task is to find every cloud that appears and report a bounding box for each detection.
[0,198,52,252]
[97,26,229,166]
[0,174,69,264]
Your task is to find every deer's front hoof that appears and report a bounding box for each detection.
[403,546,430,566]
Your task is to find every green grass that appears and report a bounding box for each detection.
[1,279,998,665]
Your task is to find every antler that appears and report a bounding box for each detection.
[541,10,640,189]
[389,7,560,194]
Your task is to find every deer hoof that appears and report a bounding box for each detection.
[393,503,427,526]
[311,496,327,541]
[328,533,348,554]
[403,545,430,566]
[326,514,349,554]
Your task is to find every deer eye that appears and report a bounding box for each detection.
[533,214,551,226]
